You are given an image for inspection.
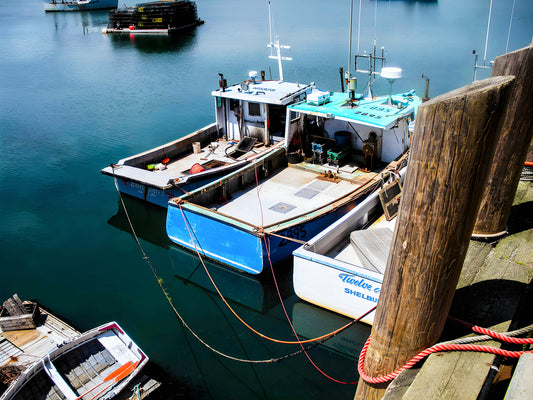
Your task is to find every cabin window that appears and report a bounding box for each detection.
[230,99,239,111]
[216,97,222,108]
[248,102,261,117]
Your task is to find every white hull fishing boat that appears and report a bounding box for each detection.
[166,68,420,274]
[292,166,406,325]
[44,0,118,12]
[0,321,148,400]
[101,70,312,207]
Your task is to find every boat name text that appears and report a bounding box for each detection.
[338,273,380,293]
[344,288,378,303]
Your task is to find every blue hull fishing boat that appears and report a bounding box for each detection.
[44,0,118,12]
[101,72,311,207]
[166,77,421,274]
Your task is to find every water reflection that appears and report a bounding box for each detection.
[105,29,199,53]
[45,9,110,34]
[107,193,366,397]
[292,302,371,360]
[107,194,172,248]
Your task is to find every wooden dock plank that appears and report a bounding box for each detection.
[504,353,533,399]
[382,181,533,400]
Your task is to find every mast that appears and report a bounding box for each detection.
[267,1,292,81]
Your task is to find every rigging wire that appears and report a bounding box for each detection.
[505,0,516,53]
[348,0,354,77]
[483,0,493,65]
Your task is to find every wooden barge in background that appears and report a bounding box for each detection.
[103,1,204,35]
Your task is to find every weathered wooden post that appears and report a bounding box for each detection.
[354,75,515,400]
[473,45,533,238]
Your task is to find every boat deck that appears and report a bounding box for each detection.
[103,140,274,189]
[216,166,376,227]
[328,213,397,272]
[1,307,80,369]
[159,140,267,178]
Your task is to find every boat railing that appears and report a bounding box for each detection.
[120,122,218,167]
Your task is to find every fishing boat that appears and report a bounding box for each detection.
[44,0,118,12]
[292,165,406,325]
[0,320,148,400]
[101,71,312,207]
[166,71,420,274]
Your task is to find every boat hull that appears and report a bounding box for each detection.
[44,0,117,12]
[167,192,361,274]
[0,321,147,400]
[292,168,407,325]
[293,249,382,325]
[111,164,245,208]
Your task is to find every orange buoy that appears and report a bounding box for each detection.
[162,157,170,164]
[129,25,135,30]
[190,163,205,174]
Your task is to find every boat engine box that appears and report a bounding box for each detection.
[307,91,330,106]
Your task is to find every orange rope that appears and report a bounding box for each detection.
[177,203,364,345]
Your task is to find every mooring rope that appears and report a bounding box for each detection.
[357,322,533,384]
[111,166,370,364]
[177,202,367,346]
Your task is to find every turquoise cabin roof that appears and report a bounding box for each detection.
[288,91,421,129]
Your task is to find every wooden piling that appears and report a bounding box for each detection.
[473,45,533,238]
[354,76,514,400]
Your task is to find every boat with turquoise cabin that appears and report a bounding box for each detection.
[166,74,421,274]
[44,0,118,12]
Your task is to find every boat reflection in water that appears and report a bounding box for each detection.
[107,194,172,248]
[107,194,366,398]
[105,29,199,53]
[292,301,371,360]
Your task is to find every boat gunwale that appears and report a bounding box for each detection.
[0,321,147,400]
[169,151,409,236]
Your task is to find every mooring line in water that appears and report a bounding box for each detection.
[110,169,372,364]
[252,163,361,384]
[177,202,371,346]
[263,234,359,385]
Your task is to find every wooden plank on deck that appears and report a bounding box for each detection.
[387,236,533,399]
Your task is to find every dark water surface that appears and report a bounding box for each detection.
[1,0,531,398]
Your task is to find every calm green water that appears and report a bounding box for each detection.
[1,0,531,398]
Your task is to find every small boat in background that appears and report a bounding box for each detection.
[292,166,406,325]
[44,0,118,12]
[0,300,149,400]
[101,72,312,207]
[166,78,419,274]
